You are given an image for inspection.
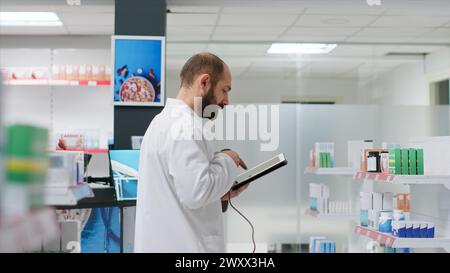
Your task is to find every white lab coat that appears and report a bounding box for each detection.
[134,98,240,253]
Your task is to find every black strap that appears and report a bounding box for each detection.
[221,200,229,213]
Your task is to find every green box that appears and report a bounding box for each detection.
[401,149,409,175]
[325,152,330,168]
[5,124,49,184]
[395,149,401,174]
[417,149,424,175]
[409,148,417,175]
[320,153,324,168]
[388,149,402,174]
[6,124,48,159]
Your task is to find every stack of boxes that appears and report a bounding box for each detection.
[309,236,336,253]
[310,183,351,215]
[359,192,432,239]
[392,221,435,238]
[309,183,330,214]
[360,191,394,229]
[388,148,424,175]
[309,142,334,168]
[1,124,49,220]
[361,147,424,175]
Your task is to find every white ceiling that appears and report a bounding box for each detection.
[1,0,450,79]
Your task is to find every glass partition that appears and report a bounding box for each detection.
[221,104,450,253]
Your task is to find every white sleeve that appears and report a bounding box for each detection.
[168,137,240,210]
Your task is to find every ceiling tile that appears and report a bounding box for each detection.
[214,26,286,36]
[58,13,114,26]
[284,27,360,36]
[385,7,450,16]
[371,16,450,27]
[420,28,450,37]
[0,26,67,35]
[345,36,417,43]
[167,33,211,42]
[305,6,386,15]
[167,13,218,26]
[330,45,394,56]
[279,34,348,43]
[0,4,114,13]
[356,27,432,37]
[211,34,279,41]
[67,25,113,35]
[167,26,214,36]
[388,45,447,54]
[296,15,378,27]
[221,7,304,14]
[411,37,450,44]
[206,44,270,56]
[54,4,115,13]
[219,14,297,26]
[167,6,220,13]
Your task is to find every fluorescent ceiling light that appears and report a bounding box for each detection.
[0,12,62,26]
[267,43,337,54]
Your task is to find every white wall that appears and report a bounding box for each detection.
[357,62,430,105]
[425,48,450,83]
[166,71,360,104]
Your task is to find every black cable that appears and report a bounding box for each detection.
[228,192,256,253]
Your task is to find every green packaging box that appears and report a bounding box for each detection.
[417,149,424,175]
[401,149,409,175]
[409,148,417,175]
[6,124,48,159]
[5,124,49,184]
[388,149,402,174]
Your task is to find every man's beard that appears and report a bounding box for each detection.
[201,86,222,120]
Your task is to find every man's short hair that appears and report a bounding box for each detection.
[180,52,225,89]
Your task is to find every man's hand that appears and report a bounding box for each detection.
[221,149,248,170]
[221,183,249,201]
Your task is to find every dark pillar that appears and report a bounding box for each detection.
[113,0,166,149]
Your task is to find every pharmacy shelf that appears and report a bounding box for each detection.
[304,167,355,176]
[0,208,60,253]
[3,79,110,86]
[354,226,450,251]
[353,172,450,189]
[304,209,357,220]
[45,183,94,206]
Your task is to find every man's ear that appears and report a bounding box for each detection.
[198,74,210,95]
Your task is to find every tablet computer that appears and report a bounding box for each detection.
[231,153,288,191]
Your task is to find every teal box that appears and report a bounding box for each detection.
[360,210,369,227]
[310,197,318,210]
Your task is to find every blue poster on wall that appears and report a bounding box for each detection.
[112,35,165,106]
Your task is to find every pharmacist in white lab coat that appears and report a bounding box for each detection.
[134,52,248,253]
